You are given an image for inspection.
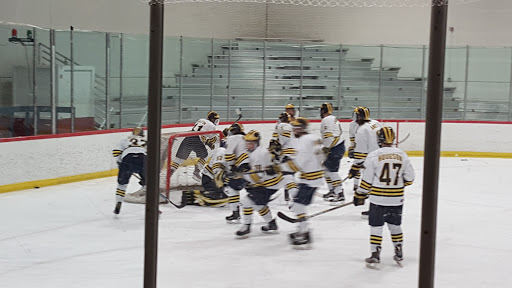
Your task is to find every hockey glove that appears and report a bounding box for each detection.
[322,147,331,157]
[348,163,362,179]
[269,139,282,155]
[348,147,355,159]
[265,164,281,176]
[214,170,226,188]
[353,191,367,206]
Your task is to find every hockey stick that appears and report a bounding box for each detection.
[277,201,354,223]
[158,191,187,209]
[397,132,410,145]
[132,174,186,209]
[234,108,243,123]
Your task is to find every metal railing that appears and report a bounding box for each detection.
[2,23,512,139]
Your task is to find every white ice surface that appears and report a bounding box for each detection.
[1,157,512,288]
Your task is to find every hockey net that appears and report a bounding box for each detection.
[124,130,223,204]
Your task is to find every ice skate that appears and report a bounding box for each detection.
[261,219,278,234]
[361,210,369,219]
[365,246,381,269]
[322,191,336,201]
[113,202,122,214]
[290,231,312,249]
[329,191,345,204]
[235,224,251,239]
[192,166,201,182]
[225,209,241,224]
[394,244,403,266]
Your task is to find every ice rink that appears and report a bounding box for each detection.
[1,157,512,288]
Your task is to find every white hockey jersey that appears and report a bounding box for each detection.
[192,118,218,147]
[293,133,325,187]
[320,114,343,148]
[276,122,298,173]
[243,145,283,190]
[353,119,382,165]
[224,134,249,170]
[202,147,227,179]
[348,120,358,150]
[357,147,415,206]
[112,135,147,162]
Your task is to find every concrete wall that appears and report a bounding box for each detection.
[1,120,512,190]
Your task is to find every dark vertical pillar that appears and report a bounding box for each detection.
[144,1,164,288]
[419,1,449,287]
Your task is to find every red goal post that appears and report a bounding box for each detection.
[164,130,224,198]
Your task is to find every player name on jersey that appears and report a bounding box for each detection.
[378,153,402,161]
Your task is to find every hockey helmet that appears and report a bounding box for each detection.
[278,112,291,123]
[207,111,220,125]
[291,117,309,130]
[229,122,244,135]
[320,102,333,116]
[354,106,370,121]
[133,127,144,136]
[377,127,395,145]
[285,103,295,110]
[244,130,261,151]
[222,127,229,137]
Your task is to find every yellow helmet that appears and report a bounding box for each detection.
[278,112,291,123]
[354,106,370,121]
[377,127,395,145]
[320,102,333,115]
[229,123,244,135]
[207,111,220,125]
[244,130,261,143]
[291,117,309,129]
[285,103,295,109]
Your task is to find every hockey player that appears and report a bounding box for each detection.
[319,103,346,203]
[288,117,325,246]
[269,112,298,202]
[182,136,229,207]
[112,127,146,214]
[347,106,366,159]
[235,130,283,238]
[352,127,415,267]
[223,122,249,223]
[169,111,220,181]
[285,103,296,122]
[347,106,382,218]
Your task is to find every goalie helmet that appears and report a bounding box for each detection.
[207,111,220,125]
[132,127,144,136]
[229,122,244,135]
[320,102,333,116]
[354,106,370,121]
[377,127,395,145]
[278,112,291,123]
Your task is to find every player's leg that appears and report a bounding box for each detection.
[191,136,209,181]
[224,178,245,223]
[114,159,135,214]
[250,187,278,233]
[289,184,316,245]
[366,203,384,264]
[170,137,195,174]
[325,142,346,203]
[236,193,254,238]
[386,205,404,262]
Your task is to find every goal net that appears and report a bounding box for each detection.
[124,130,223,204]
